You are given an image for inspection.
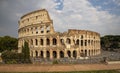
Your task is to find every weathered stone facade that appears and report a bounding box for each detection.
[18,9,101,59]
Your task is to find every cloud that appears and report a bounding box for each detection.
[39,0,120,35]
[113,0,120,6]
[0,0,120,37]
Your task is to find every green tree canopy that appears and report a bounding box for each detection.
[0,36,18,52]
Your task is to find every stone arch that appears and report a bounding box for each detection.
[73,50,77,58]
[60,51,64,58]
[60,39,64,45]
[66,38,71,44]
[35,51,38,57]
[67,50,71,58]
[81,40,83,46]
[76,39,79,45]
[31,39,33,45]
[94,49,96,55]
[91,50,93,56]
[40,39,44,46]
[35,39,38,46]
[85,40,87,46]
[40,51,43,58]
[81,35,83,39]
[89,50,90,56]
[46,51,50,58]
[53,38,57,45]
[85,50,87,56]
[80,50,84,57]
[46,26,50,33]
[46,38,50,45]
[53,51,57,58]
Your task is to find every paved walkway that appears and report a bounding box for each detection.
[0,64,120,72]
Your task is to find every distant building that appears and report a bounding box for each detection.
[18,9,101,59]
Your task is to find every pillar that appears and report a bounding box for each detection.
[57,50,60,59]
[50,50,53,59]
[43,49,46,58]
[44,25,46,34]
[44,37,46,47]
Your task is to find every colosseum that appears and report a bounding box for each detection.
[18,9,101,59]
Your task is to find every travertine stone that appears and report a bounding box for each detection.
[18,9,101,59]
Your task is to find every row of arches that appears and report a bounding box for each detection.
[31,50,78,59]
[31,49,100,59]
[29,38,100,47]
[19,25,51,37]
[31,38,57,46]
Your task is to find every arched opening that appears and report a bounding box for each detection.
[89,50,90,56]
[40,39,44,46]
[85,50,87,56]
[81,40,83,46]
[41,26,44,33]
[31,39,33,45]
[94,50,95,55]
[85,40,87,46]
[46,26,50,33]
[53,51,57,58]
[81,35,83,39]
[35,51,38,57]
[80,50,84,57]
[66,38,71,44]
[53,38,57,45]
[88,40,90,46]
[60,51,64,58]
[67,50,71,58]
[91,50,93,56]
[73,50,77,58]
[60,39,64,45]
[46,38,50,45]
[76,39,79,45]
[40,51,43,58]
[46,51,50,58]
[35,27,38,34]
[35,39,38,46]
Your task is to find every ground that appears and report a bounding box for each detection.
[0,64,119,72]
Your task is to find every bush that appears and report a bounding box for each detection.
[52,60,58,64]
[1,50,24,64]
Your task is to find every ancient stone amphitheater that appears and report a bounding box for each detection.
[18,9,100,59]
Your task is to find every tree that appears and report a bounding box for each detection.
[0,36,18,52]
[101,35,120,50]
[22,41,31,63]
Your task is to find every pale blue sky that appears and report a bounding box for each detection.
[0,0,120,37]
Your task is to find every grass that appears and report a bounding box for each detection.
[0,70,119,73]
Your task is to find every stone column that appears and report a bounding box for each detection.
[64,49,68,57]
[71,37,74,46]
[38,50,40,57]
[77,49,80,59]
[33,50,36,58]
[71,50,73,58]
[44,25,46,34]
[43,49,46,58]
[57,36,60,46]
[50,50,53,59]
[50,37,52,46]
[57,50,60,59]
[44,37,46,47]
[50,23,54,34]
[38,38,40,47]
